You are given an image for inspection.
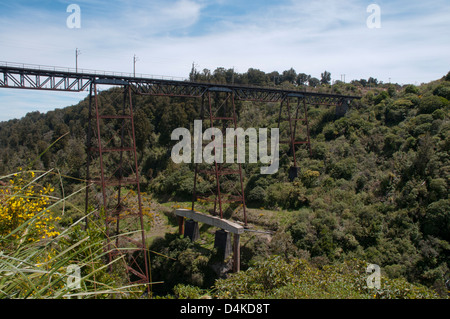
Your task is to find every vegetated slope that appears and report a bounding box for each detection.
[0,69,448,297]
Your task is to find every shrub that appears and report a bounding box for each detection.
[433,84,450,100]
[329,158,357,180]
[0,171,139,298]
[173,284,208,299]
[428,178,447,202]
[213,256,439,299]
[423,199,450,241]
[247,186,267,204]
[418,95,449,114]
[383,133,403,155]
[148,233,217,295]
[385,104,407,125]
[445,71,450,81]
[0,169,59,242]
[405,85,419,95]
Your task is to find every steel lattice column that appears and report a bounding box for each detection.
[278,94,313,180]
[85,81,150,292]
[191,88,248,227]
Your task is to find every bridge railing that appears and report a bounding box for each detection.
[0,60,188,82]
[0,61,361,100]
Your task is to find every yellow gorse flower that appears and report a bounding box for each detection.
[0,170,60,242]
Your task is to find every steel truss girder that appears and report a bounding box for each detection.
[135,82,207,97]
[0,65,360,105]
[0,67,92,91]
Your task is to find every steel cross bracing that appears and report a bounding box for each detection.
[0,64,92,91]
[190,88,248,228]
[85,81,151,290]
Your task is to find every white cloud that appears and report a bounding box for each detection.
[117,0,204,34]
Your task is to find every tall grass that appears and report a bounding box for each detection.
[0,169,149,299]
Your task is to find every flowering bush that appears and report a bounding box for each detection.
[0,168,60,243]
[0,169,147,299]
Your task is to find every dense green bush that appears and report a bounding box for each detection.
[433,84,450,100]
[213,256,439,299]
[148,233,219,296]
[418,95,449,114]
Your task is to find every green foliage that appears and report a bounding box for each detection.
[213,256,439,299]
[418,95,449,114]
[445,71,450,81]
[247,186,267,203]
[150,164,195,199]
[405,85,419,95]
[172,284,208,299]
[328,158,357,180]
[321,71,331,85]
[423,199,450,241]
[148,233,218,296]
[266,182,309,209]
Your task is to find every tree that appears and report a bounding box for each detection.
[268,71,281,85]
[202,69,211,82]
[189,63,198,81]
[282,68,297,84]
[213,67,227,84]
[405,85,419,94]
[418,95,449,114]
[368,77,378,86]
[320,71,331,85]
[246,68,268,86]
[444,71,450,81]
[134,108,154,151]
[296,73,311,86]
[225,68,236,84]
[433,84,450,100]
[308,77,320,87]
[423,199,450,241]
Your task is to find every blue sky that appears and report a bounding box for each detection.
[1,0,449,121]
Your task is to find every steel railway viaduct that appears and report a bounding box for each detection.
[0,61,361,292]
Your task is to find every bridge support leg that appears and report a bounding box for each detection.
[86,83,150,292]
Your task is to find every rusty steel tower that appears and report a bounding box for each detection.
[85,80,150,289]
[191,88,248,226]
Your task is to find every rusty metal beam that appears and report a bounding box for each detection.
[0,63,361,105]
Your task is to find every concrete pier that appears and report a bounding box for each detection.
[214,229,232,259]
[184,219,200,242]
[175,209,243,272]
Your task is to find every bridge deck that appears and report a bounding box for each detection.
[0,61,361,104]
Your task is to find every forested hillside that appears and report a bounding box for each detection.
[0,68,449,298]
